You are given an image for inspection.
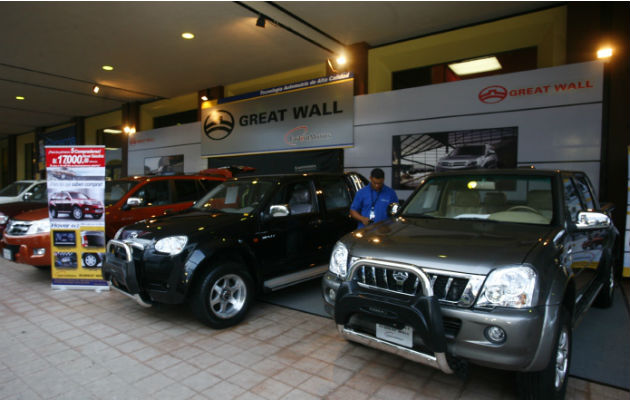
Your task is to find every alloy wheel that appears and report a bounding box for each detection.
[209,274,247,319]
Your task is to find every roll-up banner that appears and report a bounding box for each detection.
[625,146,630,278]
[201,73,354,158]
[46,146,108,290]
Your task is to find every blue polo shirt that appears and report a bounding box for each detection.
[351,185,399,228]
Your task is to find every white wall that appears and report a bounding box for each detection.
[347,61,604,199]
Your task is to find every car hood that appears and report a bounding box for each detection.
[0,202,48,217]
[346,217,556,276]
[120,210,253,241]
[11,207,49,221]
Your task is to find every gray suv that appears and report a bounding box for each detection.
[322,169,618,399]
[436,144,498,171]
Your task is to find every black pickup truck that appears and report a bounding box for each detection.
[102,172,366,328]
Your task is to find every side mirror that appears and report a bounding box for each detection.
[387,202,402,217]
[122,197,142,210]
[23,192,33,201]
[575,211,611,230]
[269,204,290,217]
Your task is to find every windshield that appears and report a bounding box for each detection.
[402,174,553,225]
[0,181,32,197]
[70,192,89,200]
[450,146,484,156]
[105,180,140,206]
[194,179,274,214]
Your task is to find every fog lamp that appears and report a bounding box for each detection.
[33,248,46,256]
[328,289,336,301]
[485,326,506,344]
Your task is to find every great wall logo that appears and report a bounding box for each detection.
[479,80,594,104]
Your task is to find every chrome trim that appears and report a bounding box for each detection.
[337,324,453,374]
[264,265,328,291]
[348,258,433,297]
[107,240,133,262]
[107,282,152,308]
[553,230,566,245]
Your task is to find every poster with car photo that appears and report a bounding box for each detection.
[46,146,107,290]
[391,127,518,190]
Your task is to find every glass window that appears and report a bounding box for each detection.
[320,177,351,210]
[0,181,32,196]
[29,183,47,202]
[195,179,274,214]
[574,175,595,210]
[105,180,140,205]
[135,180,171,207]
[562,178,582,222]
[174,179,199,203]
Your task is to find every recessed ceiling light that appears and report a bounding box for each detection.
[448,56,502,76]
[16,96,25,100]
[597,47,613,59]
[92,85,100,94]
[182,32,195,39]
[102,65,114,71]
[103,128,122,134]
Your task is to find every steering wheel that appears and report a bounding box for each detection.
[506,205,543,215]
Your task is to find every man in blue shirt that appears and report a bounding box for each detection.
[350,168,399,228]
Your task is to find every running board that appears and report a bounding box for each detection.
[263,265,328,291]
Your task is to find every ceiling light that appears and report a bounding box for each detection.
[200,95,209,101]
[182,32,195,40]
[103,128,122,134]
[92,85,100,94]
[448,56,502,76]
[15,96,25,100]
[336,55,347,65]
[597,47,613,59]
[123,126,136,135]
[102,65,114,71]
[256,15,266,28]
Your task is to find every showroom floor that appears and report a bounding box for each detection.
[0,260,628,400]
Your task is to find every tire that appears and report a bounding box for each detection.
[594,262,615,308]
[50,207,58,218]
[517,307,571,400]
[72,206,83,220]
[83,253,99,268]
[190,262,254,329]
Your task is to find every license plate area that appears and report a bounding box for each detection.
[3,248,13,260]
[376,323,413,348]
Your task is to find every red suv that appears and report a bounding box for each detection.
[1,173,227,267]
[49,191,104,220]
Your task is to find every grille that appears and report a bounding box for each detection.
[354,264,471,304]
[6,221,32,236]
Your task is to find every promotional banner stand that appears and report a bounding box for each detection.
[46,146,109,291]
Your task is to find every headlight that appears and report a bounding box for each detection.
[155,236,188,255]
[26,218,50,235]
[476,265,536,308]
[0,214,8,224]
[329,241,349,278]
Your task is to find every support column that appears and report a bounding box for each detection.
[121,102,140,177]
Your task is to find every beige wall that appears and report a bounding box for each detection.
[15,132,35,180]
[84,110,122,144]
[368,7,567,93]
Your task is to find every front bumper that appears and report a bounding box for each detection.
[323,270,557,373]
[102,239,189,306]
[1,233,50,266]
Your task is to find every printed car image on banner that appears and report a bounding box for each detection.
[200,73,354,158]
[46,146,107,290]
[392,127,518,190]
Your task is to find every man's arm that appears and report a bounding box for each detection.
[350,208,371,226]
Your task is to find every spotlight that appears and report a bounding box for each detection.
[256,15,266,28]
[92,85,100,94]
[597,47,613,59]
[123,126,136,135]
[201,95,208,101]
[336,55,347,65]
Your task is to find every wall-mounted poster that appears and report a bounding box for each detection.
[46,146,107,290]
[392,127,518,190]
[144,154,184,175]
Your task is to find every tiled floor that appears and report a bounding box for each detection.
[0,259,628,400]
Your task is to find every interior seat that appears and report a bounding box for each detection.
[484,191,507,213]
[288,187,313,215]
[447,190,481,217]
[527,190,553,219]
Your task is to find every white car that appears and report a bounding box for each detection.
[0,180,46,204]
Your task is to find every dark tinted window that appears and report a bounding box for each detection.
[135,180,171,207]
[174,179,199,202]
[105,180,140,205]
[30,183,47,202]
[320,177,351,210]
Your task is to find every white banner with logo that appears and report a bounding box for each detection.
[201,73,354,157]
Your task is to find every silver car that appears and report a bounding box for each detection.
[435,144,498,171]
[322,169,618,399]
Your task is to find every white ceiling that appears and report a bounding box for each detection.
[0,1,556,138]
